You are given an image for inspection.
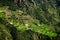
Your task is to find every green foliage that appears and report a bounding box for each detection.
[0,12,5,18]
[29,23,57,37]
[0,0,60,40]
[0,24,12,40]
[0,7,58,38]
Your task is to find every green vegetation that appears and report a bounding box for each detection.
[0,0,60,40]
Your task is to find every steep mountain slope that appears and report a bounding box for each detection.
[0,0,60,40]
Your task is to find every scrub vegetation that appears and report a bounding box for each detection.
[0,0,60,40]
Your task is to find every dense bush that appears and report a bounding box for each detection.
[0,0,60,40]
